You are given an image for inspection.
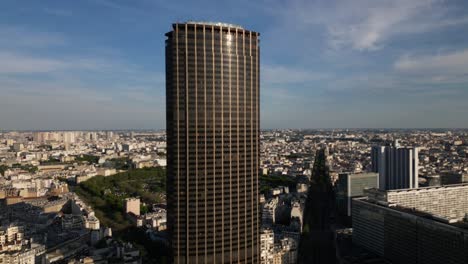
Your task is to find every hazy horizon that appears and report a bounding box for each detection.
[2,127,468,132]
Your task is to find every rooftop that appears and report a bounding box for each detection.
[185,21,244,29]
[357,197,468,230]
[376,182,468,193]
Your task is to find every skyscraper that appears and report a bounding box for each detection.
[165,22,260,263]
[371,141,419,190]
[370,146,384,173]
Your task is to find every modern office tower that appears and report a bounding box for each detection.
[11,143,24,152]
[33,132,43,143]
[371,141,419,190]
[353,185,468,264]
[165,22,260,263]
[370,146,384,173]
[106,131,114,140]
[439,171,464,185]
[63,132,76,144]
[122,144,133,152]
[33,131,51,143]
[335,172,378,221]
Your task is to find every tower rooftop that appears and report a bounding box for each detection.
[184,21,244,29]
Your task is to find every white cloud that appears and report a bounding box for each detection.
[0,44,165,129]
[0,52,67,73]
[0,51,161,77]
[326,0,438,50]
[274,0,468,51]
[394,49,468,75]
[0,52,115,74]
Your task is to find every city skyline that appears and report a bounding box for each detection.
[0,128,467,263]
[1,0,468,130]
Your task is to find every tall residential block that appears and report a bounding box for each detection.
[371,141,419,190]
[166,21,260,263]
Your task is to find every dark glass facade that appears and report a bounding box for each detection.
[165,22,260,263]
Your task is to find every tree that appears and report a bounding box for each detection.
[0,165,8,176]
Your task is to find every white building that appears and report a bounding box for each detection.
[260,229,275,264]
[156,158,167,167]
[262,197,278,225]
[125,198,140,216]
[290,201,303,231]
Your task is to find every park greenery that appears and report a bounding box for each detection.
[40,154,100,165]
[75,154,100,164]
[105,157,133,170]
[0,165,8,176]
[260,174,296,195]
[22,164,38,174]
[74,167,168,263]
[0,164,38,175]
[74,167,166,231]
[39,156,62,165]
[12,163,38,174]
[72,166,302,262]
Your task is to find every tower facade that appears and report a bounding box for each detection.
[371,141,419,190]
[371,146,384,173]
[166,22,260,263]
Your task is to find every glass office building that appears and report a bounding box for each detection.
[165,21,260,263]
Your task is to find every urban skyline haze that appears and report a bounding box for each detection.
[1,0,468,130]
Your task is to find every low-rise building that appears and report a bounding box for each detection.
[262,197,278,225]
[124,198,140,216]
[260,228,274,264]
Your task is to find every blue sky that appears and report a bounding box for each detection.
[1,0,468,130]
